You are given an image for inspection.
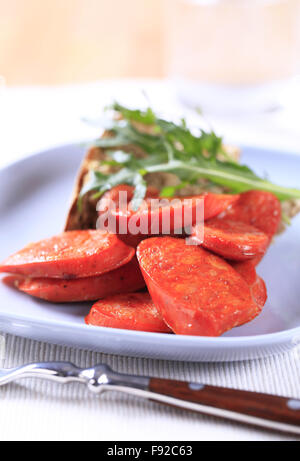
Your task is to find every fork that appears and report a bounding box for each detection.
[0,361,299,435]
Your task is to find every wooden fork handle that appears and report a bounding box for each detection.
[148,378,300,435]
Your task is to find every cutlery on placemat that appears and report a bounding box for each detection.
[0,361,299,435]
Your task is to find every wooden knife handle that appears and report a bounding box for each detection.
[149,378,300,435]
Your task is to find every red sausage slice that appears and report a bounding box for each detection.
[85,292,171,333]
[111,193,239,237]
[117,234,149,249]
[98,184,159,215]
[231,260,267,310]
[218,190,281,240]
[0,230,134,279]
[192,218,269,261]
[98,185,159,247]
[251,277,268,310]
[201,193,240,221]
[137,237,260,337]
[3,258,145,303]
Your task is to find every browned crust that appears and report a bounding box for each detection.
[64,130,147,231]
[64,145,104,230]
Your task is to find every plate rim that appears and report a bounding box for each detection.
[0,307,299,347]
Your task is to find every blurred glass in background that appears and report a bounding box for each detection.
[0,0,164,85]
[164,0,300,113]
[1,0,300,115]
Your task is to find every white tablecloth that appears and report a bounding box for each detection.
[0,80,300,441]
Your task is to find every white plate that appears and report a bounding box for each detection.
[0,144,300,362]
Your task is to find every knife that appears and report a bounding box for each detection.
[0,361,299,435]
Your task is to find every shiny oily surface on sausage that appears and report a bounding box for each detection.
[86,292,171,333]
[0,230,134,279]
[3,258,145,303]
[111,193,240,236]
[137,237,260,336]
[231,260,267,310]
[195,218,269,261]
[218,190,282,240]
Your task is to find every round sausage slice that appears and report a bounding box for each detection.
[111,193,240,237]
[0,230,134,279]
[85,292,171,333]
[192,218,269,261]
[3,258,145,303]
[231,260,267,310]
[219,190,281,240]
[137,237,260,337]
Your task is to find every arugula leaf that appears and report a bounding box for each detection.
[79,171,110,202]
[79,104,300,209]
[108,150,132,163]
[160,181,190,198]
[146,159,300,201]
[111,102,156,125]
[92,133,131,148]
[79,168,147,211]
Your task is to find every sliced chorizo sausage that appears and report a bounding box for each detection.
[192,218,269,261]
[3,258,145,303]
[231,260,267,310]
[85,292,171,333]
[137,237,260,336]
[98,184,159,216]
[0,230,134,279]
[97,184,159,247]
[218,190,281,240]
[111,193,239,237]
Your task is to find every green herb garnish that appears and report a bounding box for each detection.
[79,103,300,210]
